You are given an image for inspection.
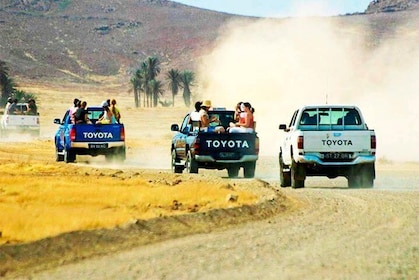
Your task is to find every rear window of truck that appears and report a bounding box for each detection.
[299,108,362,129]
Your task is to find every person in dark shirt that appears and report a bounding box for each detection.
[74,101,91,124]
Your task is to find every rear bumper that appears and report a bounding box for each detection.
[296,154,375,166]
[70,141,125,149]
[195,155,258,163]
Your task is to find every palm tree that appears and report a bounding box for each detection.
[130,74,140,108]
[148,79,164,107]
[166,69,181,107]
[143,57,161,107]
[0,60,10,102]
[179,70,195,107]
[139,62,151,107]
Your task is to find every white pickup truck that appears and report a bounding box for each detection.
[278,105,376,188]
[1,103,40,137]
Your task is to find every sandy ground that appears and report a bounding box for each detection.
[0,86,418,279]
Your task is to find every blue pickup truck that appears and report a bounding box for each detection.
[54,106,126,163]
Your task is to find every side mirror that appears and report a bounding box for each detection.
[54,118,61,124]
[279,124,287,130]
[171,124,179,131]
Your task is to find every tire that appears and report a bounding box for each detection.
[112,147,126,163]
[291,160,305,188]
[171,150,183,174]
[185,151,198,174]
[348,164,375,188]
[105,153,114,162]
[358,163,375,188]
[243,161,256,178]
[279,153,291,187]
[348,175,361,188]
[64,148,76,163]
[227,165,239,178]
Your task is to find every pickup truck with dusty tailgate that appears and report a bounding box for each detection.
[54,106,126,163]
[1,102,40,137]
[171,109,259,178]
[279,105,376,188]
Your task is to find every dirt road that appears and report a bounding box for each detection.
[16,162,418,280]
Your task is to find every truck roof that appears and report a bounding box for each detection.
[300,104,361,110]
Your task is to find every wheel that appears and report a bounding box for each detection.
[171,150,183,173]
[279,153,291,187]
[291,160,305,188]
[243,161,256,178]
[105,153,114,162]
[227,165,239,178]
[55,148,64,162]
[358,163,375,188]
[348,174,361,188]
[348,165,374,188]
[64,148,76,163]
[185,151,198,174]
[116,147,126,162]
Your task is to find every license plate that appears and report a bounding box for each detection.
[323,152,351,160]
[88,143,108,149]
[219,152,236,158]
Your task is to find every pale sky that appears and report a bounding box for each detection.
[174,0,373,18]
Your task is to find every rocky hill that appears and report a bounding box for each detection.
[366,0,419,13]
[0,0,236,84]
[0,0,418,86]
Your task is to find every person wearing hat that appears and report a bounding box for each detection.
[199,100,225,133]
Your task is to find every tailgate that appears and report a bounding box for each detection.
[303,130,373,153]
[197,133,258,160]
[6,115,39,126]
[74,124,124,142]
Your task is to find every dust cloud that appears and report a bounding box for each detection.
[195,15,419,162]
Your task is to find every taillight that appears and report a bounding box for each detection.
[120,126,125,141]
[297,136,304,149]
[371,135,376,149]
[70,127,76,141]
[193,138,200,154]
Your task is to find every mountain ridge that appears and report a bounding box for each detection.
[0,0,418,86]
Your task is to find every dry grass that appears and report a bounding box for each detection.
[0,153,259,245]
